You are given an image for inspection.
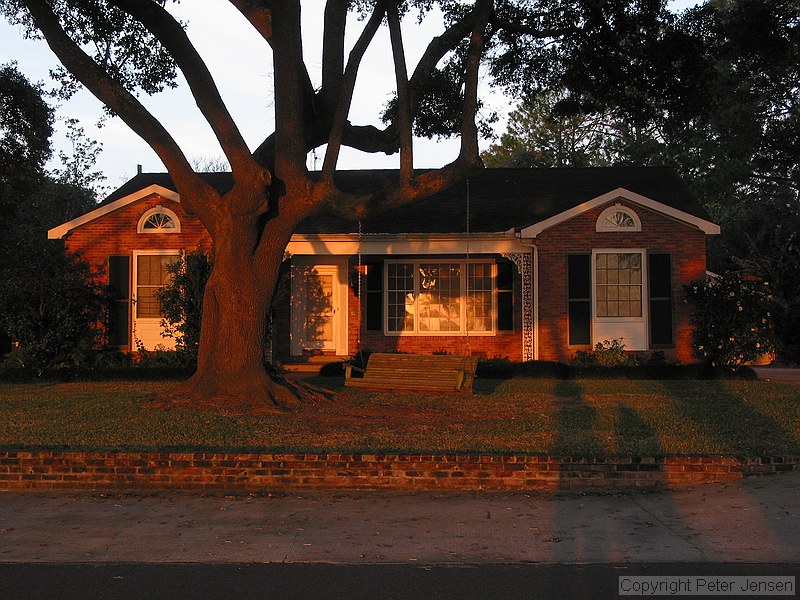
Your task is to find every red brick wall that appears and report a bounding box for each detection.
[534,200,707,364]
[1,450,796,492]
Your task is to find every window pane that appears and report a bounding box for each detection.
[595,253,642,318]
[384,260,495,334]
[387,263,415,332]
[136,287,161,318]
[418,263,461,332]
[467,263,492,332]
[136,254,177,318]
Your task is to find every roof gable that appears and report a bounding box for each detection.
[519,187,720,237]
[48,184,180,239]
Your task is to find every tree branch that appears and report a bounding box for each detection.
[489,17,572,39]
[266,1,312,183]
[320,1,385,181]
[321,0,348,107]
[387,1,413,180]
[228,0,273,43]
[110,0,261,181]
[407,12,475,114]
[457,0,493,164]
[320,0,493,221]
[230,0,318,150]
[20,0,216,220]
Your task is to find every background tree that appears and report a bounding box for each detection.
[0,64,107,369]
[50,117,108,197]
[0,62,53,229]
[484,1,800,363]
[2,0,706,408]
[482,91,612,167]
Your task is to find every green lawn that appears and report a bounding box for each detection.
[0,377,799,456]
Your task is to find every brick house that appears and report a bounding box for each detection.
[48,167,719,364]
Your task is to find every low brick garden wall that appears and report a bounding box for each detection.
[1,451,798,492]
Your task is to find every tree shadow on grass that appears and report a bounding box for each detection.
[656,380,800,456]
[550,380,604,456]
[615,404,662,456]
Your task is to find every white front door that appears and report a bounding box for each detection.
[291,260,348,355]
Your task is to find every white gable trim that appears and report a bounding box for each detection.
[47,184,181,239]
[519,188,720,238]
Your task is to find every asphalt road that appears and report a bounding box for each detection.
[1,563,798,600]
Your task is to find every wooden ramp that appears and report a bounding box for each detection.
[344,353,479,393]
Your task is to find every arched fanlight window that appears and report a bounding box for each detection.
[137,206,181,233]
[596,204,641,232]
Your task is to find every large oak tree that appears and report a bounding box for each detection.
[2,0,688,409]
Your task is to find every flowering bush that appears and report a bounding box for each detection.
[684,272,774,368]
[570,338,641,367]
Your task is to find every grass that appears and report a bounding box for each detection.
[0,377,799,456]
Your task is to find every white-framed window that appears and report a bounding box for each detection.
[596,204,641,232]
[384,259,496,335]
[137,206,181,233]
[593,250,644,319]
[133,252,180,318]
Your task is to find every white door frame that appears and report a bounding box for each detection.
[131,250,181,350]
[290,257,349,356]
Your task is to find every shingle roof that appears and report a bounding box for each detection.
[102,167,712,234]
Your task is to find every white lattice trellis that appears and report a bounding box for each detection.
[502,252,533,362]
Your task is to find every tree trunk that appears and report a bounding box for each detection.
[164,220,304,413]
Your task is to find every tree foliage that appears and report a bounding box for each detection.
[0,63,106,369]
[482,91,613,167]
[0,62,54,225]
[50,117,107,197]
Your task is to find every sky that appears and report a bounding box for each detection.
[0,0,699,196]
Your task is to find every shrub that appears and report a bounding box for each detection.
[0,246,107,371]
[684,272,774,368]
[570,338,640,368]
[476,357,515,379]
[156,247,212,360]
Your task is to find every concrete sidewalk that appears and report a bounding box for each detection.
[752,366,800,384]
[1,471,798,565]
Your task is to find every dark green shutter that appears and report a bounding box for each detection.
[568,255,591,345]
[497,261,514,331]
[648,253,673,346]
[107,256,130,346]
[365,262,383,331]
